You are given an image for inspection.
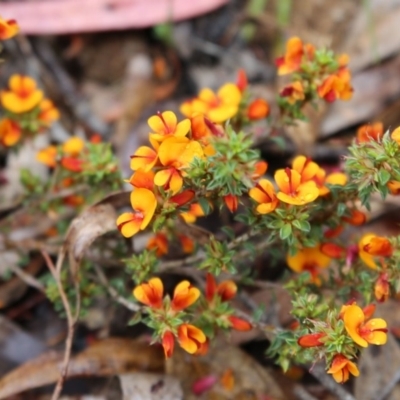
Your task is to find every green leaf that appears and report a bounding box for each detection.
[378,169,391,186]
[128,312,142,326]
[279,223,292,240]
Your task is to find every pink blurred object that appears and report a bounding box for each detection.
[191,375,218,395]
[0,0,229,35]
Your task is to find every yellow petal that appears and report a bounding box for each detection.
[344,305,368,347]
[116,212,141,238]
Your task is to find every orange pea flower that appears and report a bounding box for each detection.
[327,354,359,383]
[292,155,319,182]
[359,233,392,269]
[286,245,331,285]
[227,316,252,331]
[275,168,319,206]
[388,180,400,195]
[180,202,206,224]
[178,234,195,254]
[298,332,325,348]
[146,232,168,257]
[171,280,200,312]
[320,242,346,259]
[0,16,19,40]
[154,136,203,194]
[116,188,157,237]
[162,330,175,358]
[280,81,305,104]
[180,83,242,123]
[357,122,383,143]
[205,273,237,303]
[317,69,353,102]
[375,273,390,303]
[391,126,400,145]
[177,324,207,354]
[247,99,270,120]
[343,304,387,347]
[61,157,83,172]
[169,190,195,207]
[252,160,268,179]
[62,136,85,156]
[130,143,159,172]
[38,99,60,125]
[275,37,314,75]
[1,75,43,113]
[0,118,21,147]
[127,169,155,190]
[133,277,163,309]
[249,179,279,214]
[148,111,190,142]
[37,145,58,168]
[343,209,366,226]
[224,194,238,213]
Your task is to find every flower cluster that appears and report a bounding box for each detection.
[297,302,387,383]
[0,75,59,147]
[133,274,251,358]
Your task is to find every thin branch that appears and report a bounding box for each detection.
[93,263,141,312]
[309,364,356,400]
[8,263,46,293]
[41,250,78,400]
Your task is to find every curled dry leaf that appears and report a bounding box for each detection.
[63,191,130,278]
[0,338,164,399]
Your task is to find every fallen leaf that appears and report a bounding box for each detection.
[64,191,130,277]
[0,338,164,399]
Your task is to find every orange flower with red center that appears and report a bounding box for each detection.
[317,68,353,102]
[180,83,242,123]
[133,277,163,309]
[1,75,43,114]
[0,16,19,40]
[205,273,237,303]
[116,189,157,237]
[343,304,388,347]
[375,273,390,303]
[280,81,305,104]
[274,168,319,206]
[327,354,359,383]
[286,245,331,285]
[146,232,168,257]
[358,233,393,269]
[154,136,203,194]
[148,111,190,142]
[314,168,348,196]
[247,99,270,120]
[0,118,21,147]
[38,99,60,125]
[357,122,383,143]
[171,280,200,312]
[178,234,195,254]
[292,156,319,183]
[60,136,85,172]
[275,37,314,75]
[249,179,279,214]
[177,324,207,354]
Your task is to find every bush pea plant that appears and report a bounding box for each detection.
[2,20,399,385]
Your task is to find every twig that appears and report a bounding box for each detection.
[93,263,140,312]
[293,385,319,400]
[309,363,356,400]
[8,263,46,293]
[41,250,78,400]
[375,369,400,400]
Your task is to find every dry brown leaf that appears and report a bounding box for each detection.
[63,191,130,277]
[0,338,164,399]
[166,336,284,399]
